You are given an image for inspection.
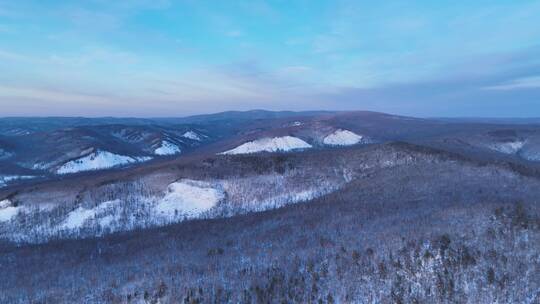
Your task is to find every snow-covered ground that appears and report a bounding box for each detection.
[488,141,525,154]
[154,141,182,155]
[0,148,13,160]
[182,131,202,141]
[0,175,36,188]
[37,180,223,236]
[156,179,224,219]
[0,199,20,222]
[323,129,365,146]
[221,136,312,155]
[520,148,540,161]
[215,171,348,215]
[56,150,152,174]
[59,200,119,230]
[1,150,418,243]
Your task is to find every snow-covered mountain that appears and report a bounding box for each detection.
[0,143,420,243]
[2,111,540,186]
[0,122,218,177]
[323,129,367,146]
[154,141,182,155]
[0,175,36,188]
[221,136,312,155]
[56,150,152,174]
[182,131,203,141]
[4,112,540,303]
[488,140,525,154]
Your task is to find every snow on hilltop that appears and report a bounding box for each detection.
[323,129,365,146]
[56,150,152,174]
[488,141,525,155]
[156,179,224,219]
[182,131,202,141]
[221,136,312,155]
[154,141,181,155]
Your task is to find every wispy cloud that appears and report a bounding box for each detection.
[1,1,540,116]
[48,47,139,67]
[225,30,243,38]
[484,76,540,91]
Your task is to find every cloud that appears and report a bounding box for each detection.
[64,8,122,31]
[0,49,32,62]
[1,1,540,117]
[2,45,540,117]
[47,47,139,67]
[484,76,540,91]
[225,30,243,38]
[307,55,540,117]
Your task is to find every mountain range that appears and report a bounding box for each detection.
[1,110,540,303]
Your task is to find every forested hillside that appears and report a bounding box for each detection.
[2,142,540,303]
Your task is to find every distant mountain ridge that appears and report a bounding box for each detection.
[2,110,540,190]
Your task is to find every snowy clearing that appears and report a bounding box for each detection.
[489,141,525,154]
[156,180,224,219]
[0,199,20,222]
[323,129,364,146]
[221,136,312,155]
[182,131,202,141]
[154,141,182,155]
[56,150,152,174]
[59,200,119,230]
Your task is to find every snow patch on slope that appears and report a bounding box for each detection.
[221,136,312,155]
[520,149,540,161]
[56,150,152,174]
[0,175,36,188]
[323,129,365,146]
[0,148,13,160]
[156,179,224,219]
[488,141,525,154]
[59,200,119,230]
[182,131,202,141]
[154,141,181,155]
[0,199,20,222]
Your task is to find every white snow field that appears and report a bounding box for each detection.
[154,141,182,155]
[0,199,20,222]
[221,136,312,155]
[488,141,525,154]
[182,131,202,141]
[156,179,225,219]
[59,200,119,230]
[56,150,152,174]
[323,129,364,146]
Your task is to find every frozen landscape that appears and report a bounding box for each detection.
[1,0,539,302]
[2,111,540,303]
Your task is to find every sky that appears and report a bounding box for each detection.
[0,0,539,117]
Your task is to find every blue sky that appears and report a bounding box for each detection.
[0,0,539,117]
